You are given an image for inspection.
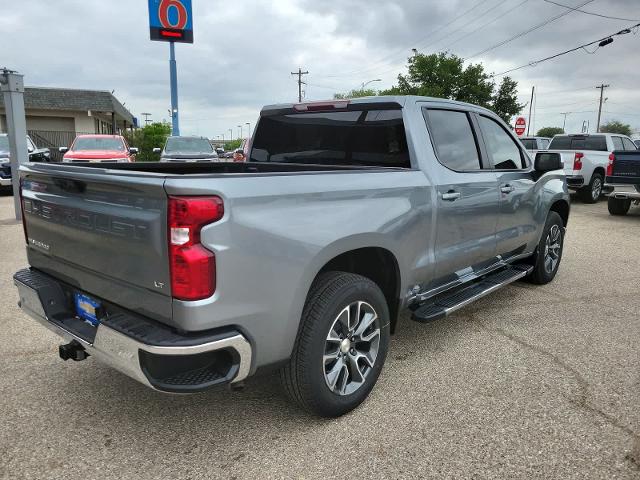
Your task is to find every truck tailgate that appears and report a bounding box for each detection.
[20,165,173,325]
[612,152,640,178]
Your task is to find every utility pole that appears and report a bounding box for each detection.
[291,68,309,103]
[595,83,610,133]
[0,68,28,220]
[141,112,152,125]
[527,86,535,136]
[560,112,570,132]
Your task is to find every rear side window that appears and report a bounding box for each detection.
[521,139,537,150]
[548,135,607,151]
[250,109,410,168]
[478,115,525,169]
[622,137,637,151]
[612,137,624,151]
[424,109,481,171]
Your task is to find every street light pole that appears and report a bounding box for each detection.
[228,129,233,143]
[169,42,180,136]
[245,122,251,137]
[360,79,381,91]
[238,125,243,140]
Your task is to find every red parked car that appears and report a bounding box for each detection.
[59,135,137,163]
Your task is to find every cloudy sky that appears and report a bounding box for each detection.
[2,0,639,138]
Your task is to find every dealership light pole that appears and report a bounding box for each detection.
[238,125,243,140]
[169,42,180,136]
[0,68,28,220]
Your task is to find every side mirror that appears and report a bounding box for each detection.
[153,148,161,154]
[535,152,563,172]
[129,147,139,154]
[59,147,68,153]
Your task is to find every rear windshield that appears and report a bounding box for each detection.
[73,137,125,151]
[520,139,537,150]
[165,137,213,153]
[548,135,607,151]
[250,109,410,168]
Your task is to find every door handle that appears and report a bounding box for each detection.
[500,185,515,194]
[441,191,461,201]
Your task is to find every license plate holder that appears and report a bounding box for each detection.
[74,293,102,327]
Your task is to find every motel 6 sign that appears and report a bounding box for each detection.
[148,0,194,43]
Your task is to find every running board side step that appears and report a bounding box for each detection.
[411,264,533,323]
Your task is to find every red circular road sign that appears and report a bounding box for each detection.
[515,117,526,136]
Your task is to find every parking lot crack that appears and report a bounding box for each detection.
[473,321,640,453]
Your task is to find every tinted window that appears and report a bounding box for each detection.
[635,140,640,149]
[250,109,410,168]
[165,137,213,153]
[521,139,537,150]
[612,137,624,151]
[72,137,125,151]
[622,137,637,151]
[478,115,524,169]
[548,135,607,151]
[425,109,480,171]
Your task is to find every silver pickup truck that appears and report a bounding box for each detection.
[14,96,570,417]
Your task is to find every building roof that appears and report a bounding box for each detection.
[0,86,135,124]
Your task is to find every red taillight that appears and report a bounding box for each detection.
[607,153,615,176]
[573,152,584,171]
[293,101,350,112]
[168,196,224,301]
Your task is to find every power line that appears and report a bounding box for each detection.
[320,0,492,78]
[465,0,594,59]
[491,23,640,77]
[543,0,640,22]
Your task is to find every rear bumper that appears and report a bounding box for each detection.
[566,175,584,189]
[603,184,640,200]
[14,268,252,393]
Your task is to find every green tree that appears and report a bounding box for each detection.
[600,120,632,136]
[334,88,379,99]
[124,122,171,162]
[381,52,523,124]
[537,127,564,138]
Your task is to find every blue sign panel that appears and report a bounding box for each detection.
[148,0,193,43]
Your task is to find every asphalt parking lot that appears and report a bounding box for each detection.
[0,193,638,480]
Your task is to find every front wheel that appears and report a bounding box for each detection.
[608,197,631,216]
[280,272,390,417]
[527,211,565,285]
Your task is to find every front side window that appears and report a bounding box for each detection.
[622,137,637,151]
[424,109,481,171]
[478,116,525,170]
[250,108,410,168]
[612,137,624,151]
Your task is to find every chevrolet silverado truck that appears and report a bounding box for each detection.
[548,133,637,203]
[604,150,640,215]
[14,96,570,417]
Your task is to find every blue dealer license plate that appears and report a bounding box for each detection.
[74,293,101,327]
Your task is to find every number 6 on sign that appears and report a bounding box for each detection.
[148,0,194,43]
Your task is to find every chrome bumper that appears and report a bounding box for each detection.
[14,271,252,391]
[604,184,640,200]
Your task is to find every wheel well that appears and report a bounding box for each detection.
[318,247,401,333]
[593,167,605,178]
[550,199,569,227]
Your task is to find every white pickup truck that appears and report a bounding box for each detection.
[548,133,638,203]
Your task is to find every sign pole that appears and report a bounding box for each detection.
[0,69,28,221]
[169,41,180,136]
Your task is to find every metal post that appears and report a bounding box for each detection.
[169,42,180,136]
[0,69,28,221]
[527,86,535,136]
[595,83,610,133]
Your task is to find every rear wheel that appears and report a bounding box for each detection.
[608,197,631,216]
[527,211,564,285]
[280,272,390,417]
[579,172,603,204]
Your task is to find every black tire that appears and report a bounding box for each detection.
[578,172,604,204]
[527,211,565,285]
[280,272,390,417]
[608,197,631,216]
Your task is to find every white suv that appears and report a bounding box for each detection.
[548,133,638,203]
